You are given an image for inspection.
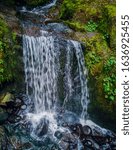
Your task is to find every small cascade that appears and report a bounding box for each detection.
[21,0,57,14]
[23,31,89,119]
[19,1,116,149]
[23,35,59,113]
[71,41,89,120]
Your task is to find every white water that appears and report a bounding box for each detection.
[71,41,89,119]
[23,34,59,113]
[22,0,90,141]
[23,31,89,120]
[21,0,57,14]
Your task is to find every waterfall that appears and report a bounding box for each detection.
[23,32,89,120]
[23,34,58,113]
[19,1,116,149]
[71,41,89,119]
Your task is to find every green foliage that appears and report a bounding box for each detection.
[64,21,85,32]
[84,34,115,103]
[60,0,102,22]
[0,16,18,84]
[103,57,116,101]
[85,20,98,32]
[97,4,116,49]
[83,33,109,76]
[60,0,76,20]
[104,56,115,73]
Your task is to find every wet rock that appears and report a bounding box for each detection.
[62,112,80,125]
[0,107,8,124]
[0,126,5,142]
[0,126,11,149]
[47,23,73,34]
[82,139,93,149]
[35,119,49,137]
[10,136,22,149]
[68,123,82,136]
[21,142,33,149]
[54,131,63,140]
[82,125,92,136]
[59,133,78,150]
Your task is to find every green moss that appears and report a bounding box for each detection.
[60,0,102,22]
[79,32,116,123]
[60,0,116,50]
[97,4,116,50]
[0,16,19,84]
[83,33,109,76]
[64,21,85,32]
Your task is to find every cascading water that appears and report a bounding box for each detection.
[18,1,116,149]
[23,31,89,120]
[21,0,57,14]
[23,34,58,113]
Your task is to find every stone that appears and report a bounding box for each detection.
[0,126,8,149]
[59,133,78,150]
[54,131,63,139]
[82,125,92,136]
[34,119,49,137]
[0,92,13,106]
[0,107,8,123]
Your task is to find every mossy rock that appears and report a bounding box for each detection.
[82,33,110,76]
[63,21,85,32]
[104,4,116,50]
[97,4,116,50]
[60,1,116,51]
[60,0,103,22]
[0,92,14,105]
[0,14,20,84]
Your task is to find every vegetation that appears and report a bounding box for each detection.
[60,0,116,125]
[0,15,18,84]
[85,20,98,32]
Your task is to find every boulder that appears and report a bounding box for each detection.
[0,92,13,106]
